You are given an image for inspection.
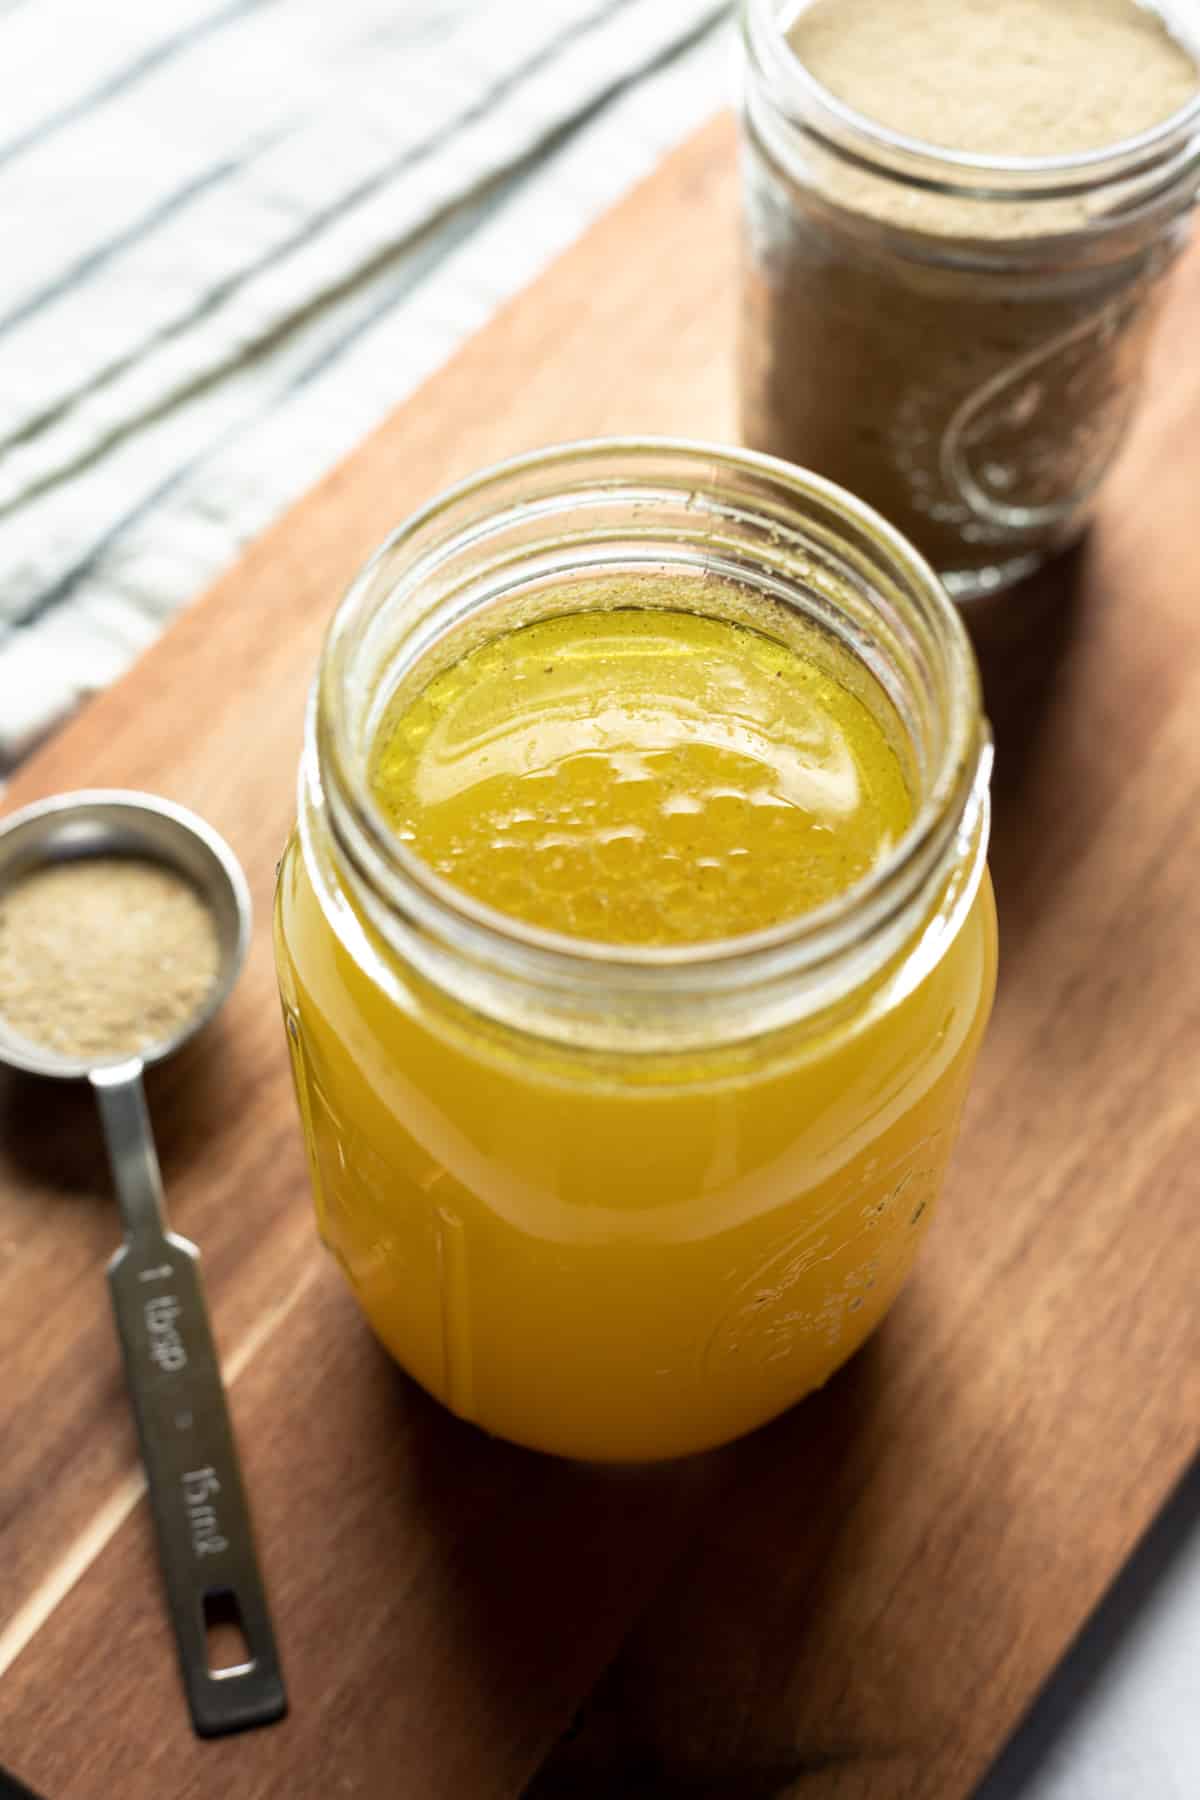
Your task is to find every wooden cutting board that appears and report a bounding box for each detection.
[2,113,1200,1800]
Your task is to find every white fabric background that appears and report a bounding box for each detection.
[0,0,729,763]
[1,4,1198,1796]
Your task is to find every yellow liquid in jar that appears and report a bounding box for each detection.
[369,608,914,943]
[275,592,996,1460]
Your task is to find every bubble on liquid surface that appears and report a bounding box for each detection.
[368,603,913,945]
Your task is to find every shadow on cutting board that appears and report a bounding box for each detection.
[966,540,1090,972]
[0,1019,236,1203]
[519,1313,977,1798]
[974,1450,1200,1799]
[0,1764,45,1798]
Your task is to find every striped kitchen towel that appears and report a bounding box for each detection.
[0,0,730,769]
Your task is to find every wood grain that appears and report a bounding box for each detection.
[1,112,1199,1800]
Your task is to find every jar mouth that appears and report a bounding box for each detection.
[744,0,1200,201]
[313,438,987,1014]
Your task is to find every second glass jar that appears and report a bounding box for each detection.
[740,0,1200,598]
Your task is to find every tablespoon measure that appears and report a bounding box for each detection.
[0,791,285,1737]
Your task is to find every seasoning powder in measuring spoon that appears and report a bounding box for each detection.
[0,812,287,1736]
[0,857,221,1061]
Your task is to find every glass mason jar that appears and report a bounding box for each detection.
[274,440,997,1462]
[740,0,1200,599]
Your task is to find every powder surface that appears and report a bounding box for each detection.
[0,856,221,1062]
[789,0,1198,158]
[369,605,913,947]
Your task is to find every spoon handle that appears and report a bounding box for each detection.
[92,1063,287,1738]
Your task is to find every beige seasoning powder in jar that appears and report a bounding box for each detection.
[796,0,1198,165]
[0,857,221,1062]
[740,0,1200,596]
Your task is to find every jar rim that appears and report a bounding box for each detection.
[313,437,988,1015]
[743,0,1200,200]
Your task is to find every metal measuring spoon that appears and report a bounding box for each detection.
[0,790,285,1738]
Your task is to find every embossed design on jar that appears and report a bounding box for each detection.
[284,1005,475,1410]
[281,999,333,1247]
[940,292,1153,531]
[286,1014,408,1287]
[703,1132,945,1377]
[432,1200,474,1419]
